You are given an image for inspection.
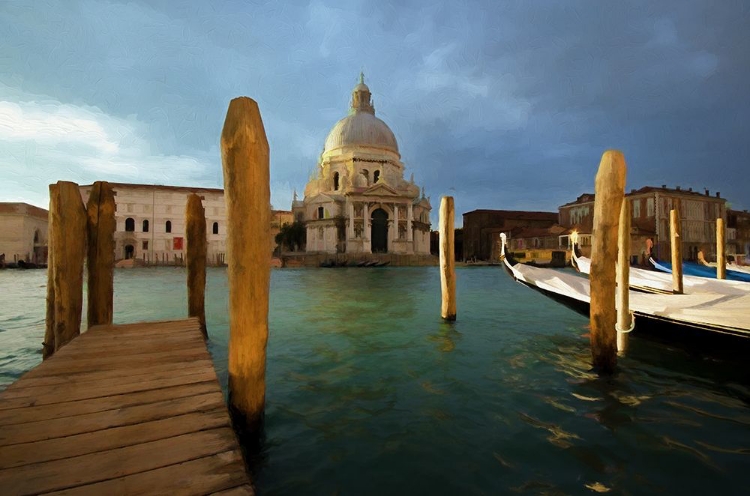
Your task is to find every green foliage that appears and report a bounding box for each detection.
[276,221,307,252]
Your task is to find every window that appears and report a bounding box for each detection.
[646,198,654,217]
[165,220,172,233]
[333,172,340,191]
[142,219,149,232]
[142,241,149,250]
[373,170,380,183]
[318,206,324,219]
[213,222,219,235]
[125,217,135,232]
[632,199,641,218]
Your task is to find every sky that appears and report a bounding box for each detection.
[1,0,749,226]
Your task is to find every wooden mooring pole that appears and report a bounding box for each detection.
[48,181,87,354]
[221,97,271,435]
[589,151,626,374]
[43,185,57,359]
[86,181,116,328]
[716,217,726,280]
[439,196,456,321]
[670,209,683,293]
[616,199,632,354]
[186,193,208,338]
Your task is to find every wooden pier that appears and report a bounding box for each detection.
[0,318,253,496]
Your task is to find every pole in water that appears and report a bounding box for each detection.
[439,196,456,321]
[86,181,116,328]
[589,150,626,374]
[616,198,632,355]
[221,97,271,437]
[670,209,683,294]
[186,193,208,338]
[716,217,726,280]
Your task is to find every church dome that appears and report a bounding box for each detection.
[322,74,399,155]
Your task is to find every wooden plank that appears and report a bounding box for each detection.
[0,428,239,495]
[0,390,224,445]
[211,484,256,495]
[0,368,218,410]
[29,338,207,362]
[0,408,230,469]
[0,382,219,426]
[45,450,250,496]
[3,359,213,391]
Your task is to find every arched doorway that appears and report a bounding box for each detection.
[371,208,388,253]
[124,244,134,259]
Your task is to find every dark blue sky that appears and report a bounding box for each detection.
[2,0,749,225]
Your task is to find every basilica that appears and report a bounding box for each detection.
[292,75,432,255]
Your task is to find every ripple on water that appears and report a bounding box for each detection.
[1,267,749,494]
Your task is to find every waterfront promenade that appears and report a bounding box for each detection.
[0,317,252,495]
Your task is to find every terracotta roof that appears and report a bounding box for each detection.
[463,209,558,221]
[0,202,48,220]
[80,182,225,194]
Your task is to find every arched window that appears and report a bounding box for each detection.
[333,172,340,191]
[165,220,172,233]
[125,217,135,232]
[142,219,149,232]
[373,170,380,183]
[318,206,324,219]
[213,222,219,235]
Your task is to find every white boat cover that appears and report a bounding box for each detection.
[572,252,750,296]
[504,255,750,336]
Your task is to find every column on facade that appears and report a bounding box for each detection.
[347,199,355,239]
[407,202,413,242]
[393,204,399,246]
[363,202,371,253]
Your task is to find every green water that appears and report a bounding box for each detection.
[1,267,749,495]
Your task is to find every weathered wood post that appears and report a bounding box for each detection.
[43,184,58,359]
[50,181,87,352]
[616,199,632,354]
[439,196,456,321]
[589,150,626,374]
[222,97,271,435]
[186,193,208,338]
[716,217,726,280]
[86,181,116,328]
[670,209,683,293]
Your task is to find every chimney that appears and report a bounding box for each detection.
[705,189,710,196]
[630,189,636,194]
[688,187,692,192]
[676,185,681,191]
[661,184,667,189]
[716,192,720,198]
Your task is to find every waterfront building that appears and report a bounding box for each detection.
[462,210,559,261]
[727,209,750,263]
[558,185,728,262]
[0,202,48,264]
[293,74,431,255]
[79,183,289,264]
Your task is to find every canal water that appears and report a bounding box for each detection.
[1,267,749,494]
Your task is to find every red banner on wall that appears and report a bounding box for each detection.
[173,237,183,250]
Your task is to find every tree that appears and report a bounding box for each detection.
[275,221,306,252]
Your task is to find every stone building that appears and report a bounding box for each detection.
[79,183,289,265]
[0,202,48,264]
[462,209,559,261]
[293,74,432,255]
[559,185,728,262]
[727,209,750,263]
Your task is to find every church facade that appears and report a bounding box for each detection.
[293,75,431,255]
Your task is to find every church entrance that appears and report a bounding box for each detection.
[371,208,388,253]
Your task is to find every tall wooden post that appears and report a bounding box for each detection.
[86,181,116,328]
[50,181,87,351]
[616,199,632,354]
[670,209,683,294]
[589,150,626,374]
[43,184,58,359]
[186,193,208,338]
[439,196,456,321]
[221,97,271,435]
[716,217,726,280]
